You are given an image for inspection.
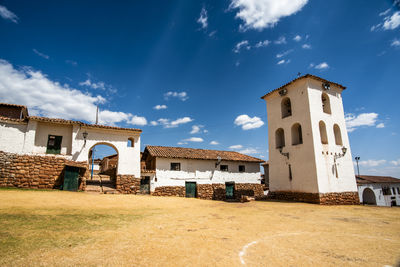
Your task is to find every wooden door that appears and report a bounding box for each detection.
[63,166,79,191]
[225,182,235,199]
[140,177,150,194]
[185,182,196,198]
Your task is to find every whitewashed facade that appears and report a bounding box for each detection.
[357,175,400,206]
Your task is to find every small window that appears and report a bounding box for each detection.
[275,128,285,149]
[127,137,134,147]
[220,165,228,172]
[291,123,303,145]
[392,188,396,195]
[319,121,328,144]
[170,163,181,171]
[397,187,400,194]
[281,97,292,118]
[322,93,331,114]
[382,187,391,195]
[239,165,245,172]
[46,135,62,154]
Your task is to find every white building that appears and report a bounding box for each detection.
[357,175,400,206]
[0,103,142,193]
[141,146,264,200]
[261,74,359,204]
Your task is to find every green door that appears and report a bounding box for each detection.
[140,177,150,194]
[185,182,196,198]
[226,182,235,199]
[63,166,79,191]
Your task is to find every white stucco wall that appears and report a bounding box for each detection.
[152,158,261,191]
[0,120,142,177]
[263,77,358,194]
[0,122,28,154]
[72,125,141,177]
[357,183,400,206]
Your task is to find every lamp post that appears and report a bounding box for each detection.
[333,146,347,178]
[355,156,360,177]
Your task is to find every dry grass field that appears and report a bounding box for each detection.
[0,189,399,266]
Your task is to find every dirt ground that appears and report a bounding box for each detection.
[0,189,399,266]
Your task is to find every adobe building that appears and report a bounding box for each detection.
[0,103,142,193]
[261,74,359,204]
[141,145,264,200]
[356,175,400,206]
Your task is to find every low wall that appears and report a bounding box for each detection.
[268,191,360,205]
[152,183,264,201]
[0,150,88,190]
[116,175,141,194]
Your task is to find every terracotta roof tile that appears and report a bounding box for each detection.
[29,116,142,132]
[145,145,264,163]
[356,175,400,184]
[0,116,27,123]
[260,74,346,99]
[0,102,28,109]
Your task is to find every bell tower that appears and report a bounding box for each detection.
[261,74,359,204]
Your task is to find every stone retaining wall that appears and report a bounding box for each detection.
[268,191,359,205]
[116,175,140,194]
[0,150,88,190]
[152,183,264,201]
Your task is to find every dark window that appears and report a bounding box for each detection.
[281,97,292,118]
[382,187,391,195]
[239,165,245,172]
[322,93,331,114]
[291,123,303,145]
[170,163,181,171]
[46,135,62,154]
[392,188,396,195]
[397,187,400,194]
[275,128,285,149]
[127,138,134,147]
[220,165,228,172]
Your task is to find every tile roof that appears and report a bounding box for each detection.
[260,74,346,99]
[29,116,142,132]
[356,175,400,184]
[0,115,27,123]
[145,145,264,163]
[0,102,28,109]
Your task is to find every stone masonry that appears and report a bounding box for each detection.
[268,191,359,205]
[116,175,141,194]
[0,150,88,190]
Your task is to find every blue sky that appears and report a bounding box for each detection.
[0,0,399,176]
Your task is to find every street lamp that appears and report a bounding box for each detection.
[82,131,88,146]
[355,156,360,177]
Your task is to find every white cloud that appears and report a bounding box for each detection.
[0,5,18,23]
[190,125,202,134]
[355,159,387,167]
[0,59,145,126]
[314,62,329,70]
[210,141,219,145]
[274,36,287,44]
[293,35,302,42]
[391,159,400,166]
[177,141,187,145]
[197,7,208,29]
[238,148,259,155]
[33,49,49,60]
[164,91,188,101]
[371,11,400,31]
[276,49,293,58]
[383,11,400,30]
[391,39,400,47]
[254,40,270,48]
[229,0,308,31]
[302,44,311,49]
[233,40,250,53]
[156,117,193,128]
[235,61,240,67]
[229,144,243,149]
[209,30,217,37]
[234,114,264,130]
[153,104,167,110]
[379,8,391,17]
[183,137,204,142]
[277,59,290,65]
[376,123,385,128]
[345,112,378,132]
[79,79,106,90]
[129,115,147,126]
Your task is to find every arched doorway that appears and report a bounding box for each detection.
[87,143,119,193]
[362,188,376,205]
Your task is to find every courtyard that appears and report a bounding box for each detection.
[0,189,399,266]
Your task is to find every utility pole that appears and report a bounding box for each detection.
[95,105,99,125]
[91,148,95,180]
[355,156,360,177]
